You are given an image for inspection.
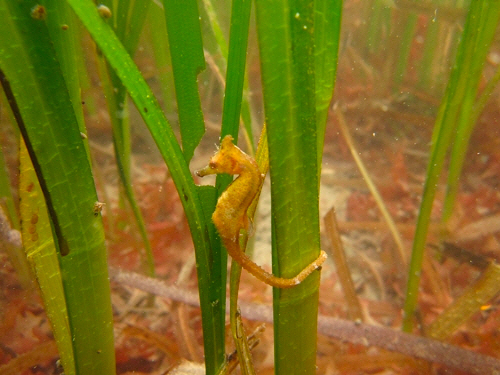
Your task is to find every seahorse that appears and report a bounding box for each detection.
[196,135,327,288]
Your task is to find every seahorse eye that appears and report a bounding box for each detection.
[209,161,218,169]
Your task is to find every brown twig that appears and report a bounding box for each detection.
[2,206,498,375]
[317,315,500,375]
[324,207,363,321]
[111,267,500,374]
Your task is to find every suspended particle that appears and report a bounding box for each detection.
[93,201,106,216]
[481,304,493,312]
[31,5,46,20]
[61,24,69,30]
[97,4,112,19]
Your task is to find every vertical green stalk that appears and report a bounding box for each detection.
[0,1,116,373]
[99,60,156,277]
[148,5,175,114]
[229,127,269,374]
[366,0,390,54]
[315,0,342,169]
[67,1,226,373]
[98,0,156,277]
[393,13,417,89]
[19,140,75,375]
[255,0,322,373]
[402,0,500,332]
[163,0,206,163]
[161,2,226,373]
[220,0,252,141]
[216,0,252,194]
[418,19,440,91]
[199,0,255,149]
[441,7,500,222]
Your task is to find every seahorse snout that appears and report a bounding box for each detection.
[195,164,216,177]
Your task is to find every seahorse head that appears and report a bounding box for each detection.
[196,135,244,177]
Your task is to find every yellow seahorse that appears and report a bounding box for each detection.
[196,135,327,288]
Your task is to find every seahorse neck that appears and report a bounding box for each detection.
[224,157,261,220]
